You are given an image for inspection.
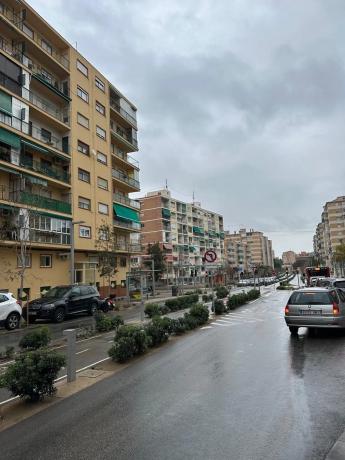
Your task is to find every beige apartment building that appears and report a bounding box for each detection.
[0,0,140,300]
[314,196,345,274]
[139,189,225,281]
[282,250,296,269]
[225,228,274,273]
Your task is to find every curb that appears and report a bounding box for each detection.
[326,431,345,460]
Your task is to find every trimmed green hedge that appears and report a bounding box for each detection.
[19,326,51,350]
[165,294,199,311]
[227,289,260,310]
[95,312,124,332]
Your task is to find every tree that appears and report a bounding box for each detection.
[274,258,283,273]
[334,244,345,276]
[144,243,166,281]
[95,223,118,295]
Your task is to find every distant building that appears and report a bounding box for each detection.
[282,251,296,269]
[224,229,274,274]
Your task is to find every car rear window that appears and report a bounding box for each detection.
[316,279,331,287]
[289,291,332,305]
[334,281,345,289]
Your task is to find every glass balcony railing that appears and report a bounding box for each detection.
[113,218,141,231]
[111,148,139,169]
[0,112,70,154]
[110,123,138,150]
[110,99,137,127]
[115,243,142,253]
[0,6,70,69]
[112,169,140,190]
[113,192,140,209]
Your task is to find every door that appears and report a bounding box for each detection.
[80,285,91,311]
[67,286,83,313]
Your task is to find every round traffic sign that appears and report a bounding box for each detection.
[204,250,217,263]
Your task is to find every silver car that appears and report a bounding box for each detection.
[285,287,345,335]
[315,278,345,289]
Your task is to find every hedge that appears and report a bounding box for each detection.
[227,289,260,310]
[215,286,229,299]
[19,326,51,350]
[95,312,124,332]
[165,294,199,311]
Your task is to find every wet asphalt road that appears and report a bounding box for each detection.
[2,285,345,459]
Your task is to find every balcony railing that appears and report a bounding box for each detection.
[112,148,139,169]
[113,218,141,231]
[115,243,142,253]
[112,169,140,190]
[113,192,140,209]
[110,123,138,150]
[0,187,71,214]
[21,86,69,124]
[110,99,137,127]
[0,147,70,184]
[0,112,70,154]
[0,227,71,245]
[0,6,70,69]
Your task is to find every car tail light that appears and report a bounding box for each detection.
[333,302,340,315]
[285,305,289,314]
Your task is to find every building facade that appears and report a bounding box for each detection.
[282,251,296,269]
[139,189,225,281]
[224,228,274,274]
[0,0,140,300]
[313,196,345,274]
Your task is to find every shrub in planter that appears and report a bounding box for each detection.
[159,304,171,315]
[183,313,200,330]
[116,325,149,355]
[202,294,209,303]
[0,349,65,401]
[109,336,136,363]
[189,304,209,324]
[165,298,180,311]
[19,326,51,350]
[95,312,123,332]
[170,318,187,335]
[111,315,124,330]
[215,286,229,299]
[214,299,226,315]
[144,303,161,318]
[145,318,170,347]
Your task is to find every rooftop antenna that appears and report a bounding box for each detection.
[192,190,195,204]
[165,179,168,190]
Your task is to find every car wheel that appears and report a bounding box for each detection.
[53,307,65,323]
[5,312,20,331]
[289,326,299,336]
[88,301,98,316]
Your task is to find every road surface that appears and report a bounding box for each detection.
[2,283,344,459]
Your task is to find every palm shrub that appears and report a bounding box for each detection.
[0,349,65,401]
[19,326,51,350]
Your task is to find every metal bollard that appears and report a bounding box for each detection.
[63,329,76,383]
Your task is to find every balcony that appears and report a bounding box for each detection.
[0,227,70,245]
[0,187,71,214]
[0,112,69,155]
[112,148,139,169]
[115,243,142,253]
[112,169,140,191]
[110,99,137,128]
[110,123,138,151]
[0,6,69,70]
[113,192,140,209]
[113,218,141,231]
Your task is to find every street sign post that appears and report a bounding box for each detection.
[203,251,217,314]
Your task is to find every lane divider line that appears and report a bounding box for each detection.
[76,348,89,355]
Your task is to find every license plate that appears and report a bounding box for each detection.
[29,311,37,316]
[300,310,321,316]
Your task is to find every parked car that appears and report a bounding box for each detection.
[316,278,345,290]
[0,292,22,330]
[22,285,101,323]
[284,287,345,335]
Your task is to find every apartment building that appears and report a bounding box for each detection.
[224,228,274,273]
[313,196,345,273]
[0,0,140,299]
[282,250,296,269]
[139,189,225,280]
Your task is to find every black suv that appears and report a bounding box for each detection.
[22,285,101,323]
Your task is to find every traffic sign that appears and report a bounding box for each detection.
[204,250,217,263]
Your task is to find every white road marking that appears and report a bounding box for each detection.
[201,326,213,330]
[212,322,229,327]
[76,348,90,355]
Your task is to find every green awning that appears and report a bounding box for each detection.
[39,211,72,221]
[0,90,12,115]
[32,74,71,103]
[193,226,204,235]
[0,164,21,175]
[21,139,49,155]
[0,127,20,149]
[0,203,15,212]
[113,203,140,223]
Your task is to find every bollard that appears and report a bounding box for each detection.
[63,329,76,383]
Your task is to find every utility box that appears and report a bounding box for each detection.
[171,285,178,296]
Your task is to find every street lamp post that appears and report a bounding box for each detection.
[70,220,85,285]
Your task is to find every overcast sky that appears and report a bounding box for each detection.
[30,0,345,257]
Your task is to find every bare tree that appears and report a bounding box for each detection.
[95,222,118,296]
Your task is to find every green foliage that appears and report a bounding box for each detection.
[227,289,260,310]
[0,349,65,401]
[95,312,124,332]
[214,299,226,315]
[109,337,136,363]
[19,326,51,350]
[215,286,229,299]
[183,313,200,330]
[116,325,150,355]
[165,294,199,311]
[144,303,162,318]
[170,318,187,335]
[189,304,209,324]
[145,243,166,281]
[145,317,171,346]
[202,293,214,302]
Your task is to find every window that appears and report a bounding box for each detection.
[95,77,105,92]
[97,177,108,190]
[41,68,53,84]
[96,101,105,115]
[0,294,8,303]
[77,140,89,156]
[17,254,31,268]
[41,39,52,55]
[97,151,107,165]
[79,226,91,238]
[96,126,106,140]
[77,59,88,77]
[77,113,89,129]
[40,255,52,268]
[120,257,127,267]
[98,203,109,215]
[77,86,89,103]
[78,168,90,183]
[22,23,34,39]
[41,128,51,143]
[78,196,91,210]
